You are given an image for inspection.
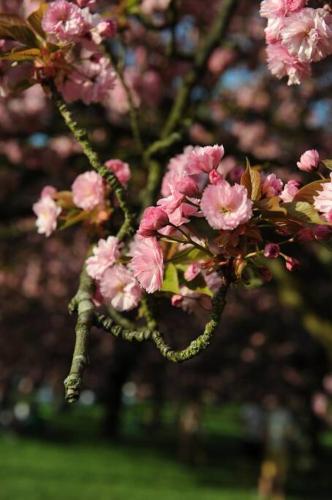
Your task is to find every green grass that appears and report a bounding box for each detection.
[0,404,259,500]
[0,403,331,499]
[0,434,258,500]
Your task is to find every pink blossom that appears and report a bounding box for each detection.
[203,271,223,292]
[130,236,164,293]
[41,185,57,198]
[42,0,89,42]
[94,19,117,39]
[284,255,300,271]
[297,149,319,172]
[171,287,212,314]
[72,171,105,210]
[228,164,244,183]
[281,8,332,63]
[33,194,61,237]
[59,54,116,105]
[209,170,222,185]
[312,393,328,417]
[262,173,283,197]
[260,0,306,19]
[264,243,280,259]
[266,42,311,85]
[86,236,120,280]
[99,265,142,311]
[189,145,225,174]
[157,191,198,227]
[105,159,131,186]
[184,263,201,282]
[280,179,300,202]
[201,181,253,231]
[314,175,332,221]
[217,156,237,178]
[105,67,140,115]
[176,177,200,197]
[161,146,208,197]
[138,207,169,237]
[265,17,285,44]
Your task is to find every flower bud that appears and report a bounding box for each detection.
[263,243,280,259]
[138,206,169,237]
[297,149,319,172]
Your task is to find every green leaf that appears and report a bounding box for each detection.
[170,247,207,265]
[241,164,261,200]
[27,3,48,39]
[285,201,325,225]
[59,210,90,230]
[293,180,328,203]
[0,14,38,47]
[161,263,180,294]
[322,159,332,171]
[0,47,41,61]
[256,196,287,215]
[125,0,141,13]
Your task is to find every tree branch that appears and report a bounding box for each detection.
[64,268,94,403]
[53,91,135,241]
[141,0,237,207]
[97,280,230,363]
[161,0,237,138]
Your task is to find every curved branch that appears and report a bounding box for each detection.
[150,287,228,362]
[97,281,230,363]
[94,313,151,342]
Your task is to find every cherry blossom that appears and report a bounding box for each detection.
[99,265,142,311]
[86,237,120,281]
[200,181,253,231]
[130,236,164,293]
[297,149,319,172]
[33,191,61,237]
[72,171,105,211]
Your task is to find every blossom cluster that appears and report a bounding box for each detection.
[33,158,130,236]
[0,0,118,103]
[34,144,332,315]
[260,0,332,85]
[43,0,118,104]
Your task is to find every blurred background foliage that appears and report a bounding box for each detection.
[1,0,332,498]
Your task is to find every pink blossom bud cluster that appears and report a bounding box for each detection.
[42,0,116,45]
[41,0,117,104]
[34,145,332,315]
[86,237,143,312]
[260,1,332,85]
[33,159,131,237]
